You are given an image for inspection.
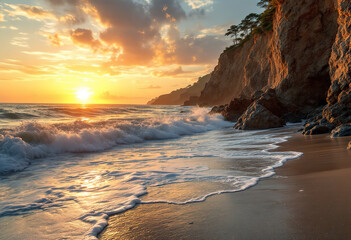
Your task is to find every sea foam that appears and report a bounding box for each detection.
[0,108,231,174]
[0,104,303,240]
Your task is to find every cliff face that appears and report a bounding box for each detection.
[198,33,273,106]
[324,0,351,126]
[199,0,339,113]
[147,74,211,105]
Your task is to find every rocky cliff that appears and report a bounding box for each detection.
[147,74,211,105]
[199,0,339,113]
[208,0,351,138]
[302,0,351,136]
[324,0,351,126]
[197,33,273,106]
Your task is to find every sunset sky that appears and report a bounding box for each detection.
[0,0,259,104]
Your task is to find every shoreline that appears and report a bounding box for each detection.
[99,131,351,240]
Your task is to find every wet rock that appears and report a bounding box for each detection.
[209,105,227,115]
[331,124,351,137]
[302,122,318,135]
[222,98,252,122]
[235,103,286,130]
[305,125,332,135]
[183,96,199,106]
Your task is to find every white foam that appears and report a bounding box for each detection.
[0,105,304,240]
[0,108,232,174]
[81,133,302,240]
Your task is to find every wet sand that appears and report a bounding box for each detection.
[99,133,351,240]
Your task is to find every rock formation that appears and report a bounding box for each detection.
[148,0,351,138]
[147,74,211,105]
[235,102,286,130]
[209,0,351,134]
[199,0,338,113]
[302,0,351,137]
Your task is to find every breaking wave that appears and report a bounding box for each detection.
[0,108,232,174]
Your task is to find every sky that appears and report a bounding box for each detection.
[0,0,260,104]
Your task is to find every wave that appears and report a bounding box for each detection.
[0,108,232,174]
[82,136,303,240]
[0,112,38,120]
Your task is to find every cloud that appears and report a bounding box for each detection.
[5,3,85,26]
[99,91,143,100]
[0,61,49,75]
[10,36,29,48]
[47,33,62,46]
[5,4,55,20]
[6,0,225,67]
[153,66,186,77]
[140,85,162,89]
[67,63,121,75]
[156,25,227,64]
[200,25,228,36]
[71,28,102,51]
[184,0,214,9]
[0,12,5,22]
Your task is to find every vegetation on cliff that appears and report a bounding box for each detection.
[225,0,284,50]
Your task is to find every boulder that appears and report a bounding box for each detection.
[183,96,199,106]
[255,89,286,117]
[222,98,252,122]
[304,125,332,135]
[302,122,318,135]
[209,105,227,115]
[235,103,286,130]
[331,124,351,137]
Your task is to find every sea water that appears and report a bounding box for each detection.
[0,103,302,239]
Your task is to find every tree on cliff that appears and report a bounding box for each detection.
[225,0,284,50]
[225,25,240,44]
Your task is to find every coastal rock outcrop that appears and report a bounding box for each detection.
[198,0,338,113]
[302,0,351,136]
[331,124,351,137]
[198,33,273,106]
[148,0,351,134]
[324,0,351,126]
[214,98,252,122]
[147,74,211,105]
[234,102,285,130]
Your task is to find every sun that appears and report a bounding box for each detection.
[75,87,93,103]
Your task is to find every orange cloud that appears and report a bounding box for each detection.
[47,33,62,47]
[5,4,55,20]
[140,85,162,89]
[71,28,102,51]
[153,66,186,77]
[17,0,226,67]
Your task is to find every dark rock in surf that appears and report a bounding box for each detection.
[222,98,252,122]
[235,102,286,130]
[331,124,351,137]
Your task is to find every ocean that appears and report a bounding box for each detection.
[0,103,302,240]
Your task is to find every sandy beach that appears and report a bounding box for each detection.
[99,132,351,240]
